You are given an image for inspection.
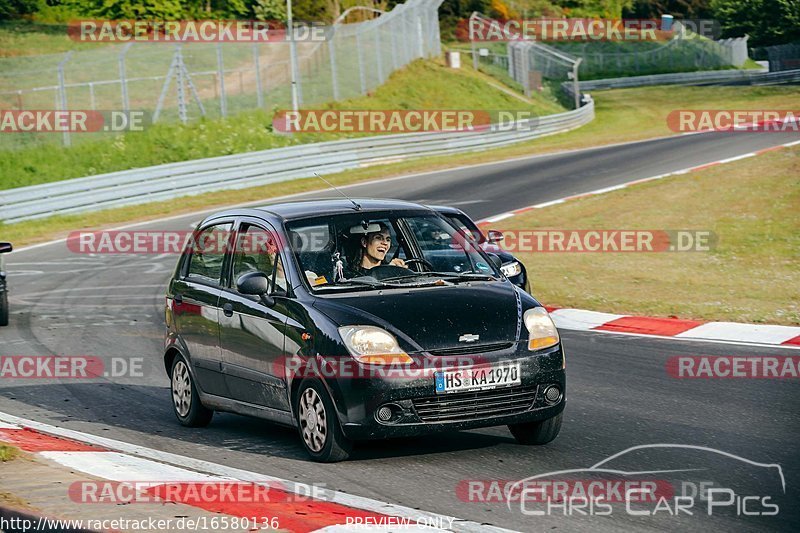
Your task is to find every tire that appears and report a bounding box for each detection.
[509,412,563,445]
[295,379,352,462]
[170,355,213,427]
[0,291,8,327]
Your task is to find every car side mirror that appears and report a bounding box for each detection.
[486,230,504,244]
[236,272,275,306]
[487,253,503,269]
[0,243,12,254]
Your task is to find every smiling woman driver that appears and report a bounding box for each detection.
[348,222,407,276]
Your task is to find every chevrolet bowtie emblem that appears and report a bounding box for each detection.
[459,334,479,343]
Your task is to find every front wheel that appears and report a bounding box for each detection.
[509,412,562,445]
[295,379,352,462]
[170,355,213,427]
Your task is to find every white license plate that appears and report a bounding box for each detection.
[434,362,521,394]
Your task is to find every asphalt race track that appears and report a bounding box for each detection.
[2,130,798,531]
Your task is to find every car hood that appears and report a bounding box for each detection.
[312,282,522,353]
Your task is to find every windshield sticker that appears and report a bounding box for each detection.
[476,261,490,272]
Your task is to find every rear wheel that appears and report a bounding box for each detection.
[295,379,352,462]
[0,291,8,326]
[509,412,562,445]
[170,355,213,427]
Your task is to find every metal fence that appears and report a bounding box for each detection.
[467,13,582,109]
[751,42,800,72]
[550,31,745,79]
[0,0,443,149]
[0,98,595,223]
[463,15,746,84]
[572,67,800,91]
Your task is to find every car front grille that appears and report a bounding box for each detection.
[412,385,537,423]
[428,342,514,356]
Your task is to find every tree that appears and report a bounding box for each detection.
[710,0,800,45]
[0,0,40,19]
[564,0,634,18]
[624,0,713,19]
[252,0,287,21]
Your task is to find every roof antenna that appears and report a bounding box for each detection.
[314,172,361,211]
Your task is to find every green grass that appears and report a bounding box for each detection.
[0,21,102,57]
[537,84,800,146]
[493,148,800,325]
[0,58,562,190]
[0,444,18,462]
[3,83,798,250]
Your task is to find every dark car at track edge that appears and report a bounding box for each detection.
[0,242,12,326]
[429,205,531,292]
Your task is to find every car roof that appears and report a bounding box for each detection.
[202,198,436,226]
[426,204,465,216]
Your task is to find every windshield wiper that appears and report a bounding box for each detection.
[313,278,398,292]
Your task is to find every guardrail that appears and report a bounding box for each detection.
[575,68,800,90]
[1,99,594,223]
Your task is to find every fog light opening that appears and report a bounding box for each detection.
[375,403,401,423]
[543,385,562,405]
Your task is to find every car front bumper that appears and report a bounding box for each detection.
[323,343,565,440]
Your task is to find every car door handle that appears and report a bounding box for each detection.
[223,303,234,317]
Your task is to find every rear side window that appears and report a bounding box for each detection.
[187,222,232,285]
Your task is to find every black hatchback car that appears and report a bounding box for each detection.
[164,199,565,461]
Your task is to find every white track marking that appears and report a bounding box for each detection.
[549,309,625,330]
[40,451,229,483]
[675,322,800,345]
[477,139,799,224]
[484,213,515,223]
[564,328,800,351]
[0,412,516,533]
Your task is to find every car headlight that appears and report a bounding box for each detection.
[523,307,560,351]
[501,261,523,277]
[338,326,413,365]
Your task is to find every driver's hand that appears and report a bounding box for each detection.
[390,258,406,268]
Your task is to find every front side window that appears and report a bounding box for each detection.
[187,222,232,285]
[231,224,278,291]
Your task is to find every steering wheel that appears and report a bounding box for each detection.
[403,258,435,272]
[368,264,414,280]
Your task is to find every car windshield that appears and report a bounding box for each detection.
[285,212,501,291]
